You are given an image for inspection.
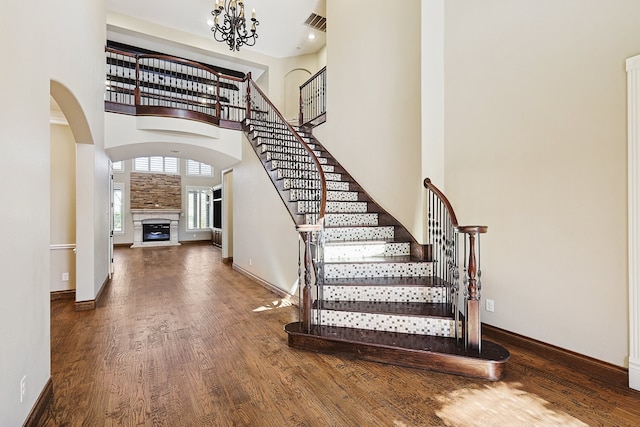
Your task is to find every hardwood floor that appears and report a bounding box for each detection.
[40,243,640,426]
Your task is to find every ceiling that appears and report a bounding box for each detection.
[106,0,327,59]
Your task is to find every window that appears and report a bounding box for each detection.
[112,160,124,172]
[186,159,213,176]
[187,187,212,230]
[113,183,124,234]
[133,156,179,174]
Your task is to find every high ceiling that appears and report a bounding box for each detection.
[106,0,327,59]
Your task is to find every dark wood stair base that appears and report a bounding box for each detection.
[284,322,510,381]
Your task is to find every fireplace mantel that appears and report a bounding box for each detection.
[131,209,181,248]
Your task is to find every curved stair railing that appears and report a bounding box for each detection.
[424,178,487,351]
[104,48,505,375]
[244,78,327,332]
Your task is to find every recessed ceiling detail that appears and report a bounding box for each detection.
[304,13,326,32]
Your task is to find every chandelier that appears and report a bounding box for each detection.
[211,0,259,52]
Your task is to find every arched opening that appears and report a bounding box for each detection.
[284,68,312,123]
[50,80,97,306]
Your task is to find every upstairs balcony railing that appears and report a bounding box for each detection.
[299,66,326,127]
[105,47,249,129]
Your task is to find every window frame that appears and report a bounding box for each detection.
[113,182,125,235]
[186,159,214,177]
[186,186,213,231]
[132,156,180,174]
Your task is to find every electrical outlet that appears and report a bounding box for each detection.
[249,258,252,266]
[485,299,495,312]
[62,272,69,281]
[20,375,26,403]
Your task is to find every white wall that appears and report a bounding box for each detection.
[50,124,77,292]
[0,0,106,423]
[233,135,300,296]
[324,0,424,241]
[443,0,640,367]
[0,5,51,423]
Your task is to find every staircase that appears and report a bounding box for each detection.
[243,114,510,381]
[101,48,509,380]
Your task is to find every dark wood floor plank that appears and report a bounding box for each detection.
[38,243,640,426]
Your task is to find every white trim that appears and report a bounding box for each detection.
[113,182,125,235]
[627,54,640,391]
[186,186,213,231]
[631,358,640,390]
[49,244,76,250]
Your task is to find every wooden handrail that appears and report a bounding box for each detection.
[423,178,459,227]
[299,66,326,127]
[423,177,487,351]
[301,66,327,89]
[106,48,247,83]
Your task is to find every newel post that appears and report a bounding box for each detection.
[296,224,321,333]
[245,72,252,120]
[298,85,304,127]
[458,225,487,351]
[134,56,141,106]
[215,76,222,120]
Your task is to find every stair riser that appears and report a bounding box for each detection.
[324,242,410,259]
[324,262,432,279]
[325,226,394,241]
[299,201,369,214]
[325,201,368,213]
[278,170,341,181]
[324,213,378,227]
[251,132,310,143]
[311,310,460,338]
[291,190,357,202]
[266,152,328,164]
[321,285,447,303]
[248,122,300,131]
[261,145,321,157]
[283,179,347,190]
[271,160,334,172]
[254,136,311,147]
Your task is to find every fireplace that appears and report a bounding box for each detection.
[143,223,170,242]
[130,209,181,248]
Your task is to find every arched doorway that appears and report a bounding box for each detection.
[284,69,312,123]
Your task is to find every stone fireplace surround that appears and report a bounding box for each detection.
[131,209,181,248]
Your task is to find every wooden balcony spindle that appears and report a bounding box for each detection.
[215,76,221,119]
[134,56,140,107]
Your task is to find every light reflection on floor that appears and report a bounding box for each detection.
[435,382,588,426]
[253,298,293,312]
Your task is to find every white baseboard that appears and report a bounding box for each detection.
[232,263,299,306]
[630,357,640,391]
